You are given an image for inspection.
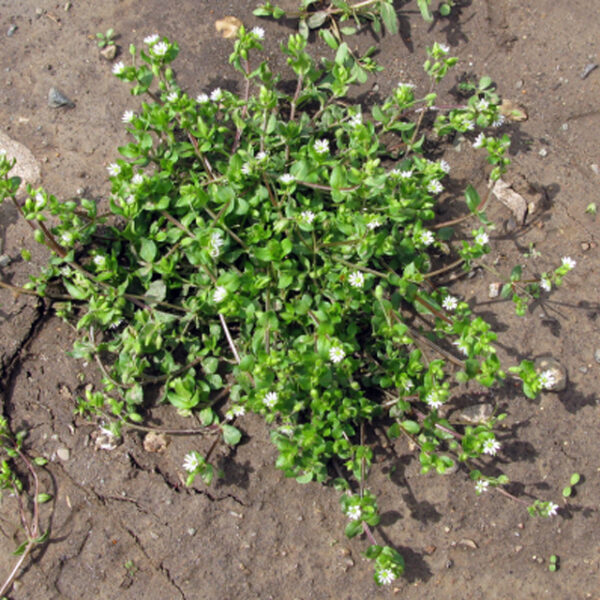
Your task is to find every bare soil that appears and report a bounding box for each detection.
[0,1,598,598]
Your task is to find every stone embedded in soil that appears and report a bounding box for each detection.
[0,130,41,189]
[47,86,75,108]
[594,349,600,364]
[488,282,501,298]
[56,447,70,461]
[534,355,568,392]
[100,44,117,60]
[456,403,494,425]
[143,431,169,453]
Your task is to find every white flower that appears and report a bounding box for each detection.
[376,568,396,585]
[425,391,444,410]
[279,425,294,436]
[300,210,315,223]
[367,218,381,231]
[399,169,413,179]
[241,163,251,176]
[209,231,224,257]
[397,82,415,89]
[403,379,414,392]
[166,91,178,102]
[213,286,227,303]
[346,505,362,521]
[61,232,73,245]
[492,114,506,128]
[112,61,125,75]
[35,192,45,207]
[475,232,489,246]
[107,163,121,177]
[280,173,295,185]
[124,195,135,205]
[196,93,209,104]
[183,452,200,473]
[473,133,486,148]
[439,159,451,173]
[538,370,556,390]
[348,113,362,127]
[250,26,265,39]
[475,479,489,494]
[427,179,443,194]
[442,295,458,311]
[348,271,364,289]
[437,42,450,53]
[540,277,551,292]
[122,110,135,123]
[453,339,469,355]
[93,255,106,267]
[232,405,246,417]
[313,139,329,155]
[144,34,160,45]
[546,502,559,517]
[255,151,267,162]
[476,98,489,111]
[561,256,576,270]
[131,173,144,185]
[263,391,278,409]
[464,120,475,131]
[419,230,435,246]
[329,346,346,363]
[151,41,169,56]
[482,437,501,456]
[210,87,223,101]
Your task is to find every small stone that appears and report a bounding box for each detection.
[143,431,169,453]
[488,282,501,298]
[515,79,524,89]
[457,538,478,550]
[581,242,590,251]
[7,25,17,37]
[48,87,75,108]
[445,559,454,569]
[591,164,600,176]
[579,366,588,374]
[538,148,548,157]
[515,545,523,553]
[580,63,598,80]
[534,355,567,392]
[187,528,196,536]
[100,45,117,61]
[424,545,437,555]
[456,403,494,425]
[56,447,70,461]
[594,349,600,364]
[36,8,44,16]
[561,122,569,131]
[0,254,10,267]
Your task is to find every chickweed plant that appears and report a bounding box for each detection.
[0,28,574,585]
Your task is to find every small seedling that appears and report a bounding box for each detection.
[585,202,596,215]
[439,1,455,17]
[124,559,138,577]
[562,472,581,498]
[96,28,116,48]
[548,554,559,572]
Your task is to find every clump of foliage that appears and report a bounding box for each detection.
[0,28,571,585]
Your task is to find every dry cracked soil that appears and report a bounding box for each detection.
[0,1,599,599]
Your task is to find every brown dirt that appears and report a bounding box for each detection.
[0,1,599,598]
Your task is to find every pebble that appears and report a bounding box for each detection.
[594,349,600,364]
[580,63,598,80]
[56,447,70,461]
[561,122,569,131]
[579,366,588,374]
[591,164,600,176]
[488,282,501,298]
[581,242,590,251]
[0,254,10,267]
[100,45,117,61]
[457,403,494,425]
[7,25,17,37]
[48,87,75,108]
[534,355,567,392]
[538,148,548,157]
[515,545,523,553]
[457,538,478,550]
[515,79,524,89]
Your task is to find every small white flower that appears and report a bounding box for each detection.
[280,173,295,185]
[241,163,251,176]
[492,114,506,128]
[124,195,135,205]
[256,151,267,161]
[250,26,265,39]
[329,346,346,363]
[93,255,106,267]
[300,210,315,224]
[151,41,169,57]
[540,277,551,292]
[107,163,121,177]
[439,159,451,174]
[397,82,415,89]
[213,286,227,303]
[209,231,224,257]
[166,91,178,102]
[232,405,246,417]
[122,110,135,123]
[348,113,362,127]
[476,98,489,111]
[546,502,559,517]
[403,379,414,392]
[475,479,489,494]
[376,568,396,585]
[425,391,444,410]
[465,120,475,131]
[61,232,73,244]
[473,132,486,148]
[419,230,435,246]
[442,295,458,311]
[561,256,576,270]
[313,139,329,155]
[348,271,364,289]
[453,339,469,356]
[183,452,201,473]
[399,169,413,179]
[482,437,501,456]
[35,192,45,207]
[196,93,209,104]
[475,232,489,246]
[263,391,278,409]
[144,34,160,45]
[346,505,362,521]
[437,42,450,53]
[279,425,294,436]
[131,173,144,185]
[112,61,125,75]
[210,87,223,101]
[538,369,556,390]
[427,179,443,194]
[366,218,381,231]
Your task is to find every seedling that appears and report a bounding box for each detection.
[562,472,581,498]
[96,28,116,48]
[585,202,596,215]
[548,554,559,572]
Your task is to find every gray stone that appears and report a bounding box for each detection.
[534,355,567,392]
[0,130,41,190]
[594,349,600,364]
[47,86,75,108]
[456,403,494,425]
[56,447,70,461]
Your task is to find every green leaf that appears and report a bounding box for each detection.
[387,422,401,439]
[222,424,242,446]
[417,0,433,22]
[465,184,480,213]
[307,10,328,28]
[33,456,48,466]
[320,29,339,50]
[401,420,420,434]
[296,472,313,484]
[379,1,399,35]
[364,544,383,559]
[562,486,572,498]
[140,238,157,262]
[145,280,166,303]
[345,519,363,538]
[36,493,52,504]
[570,473,580,486]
